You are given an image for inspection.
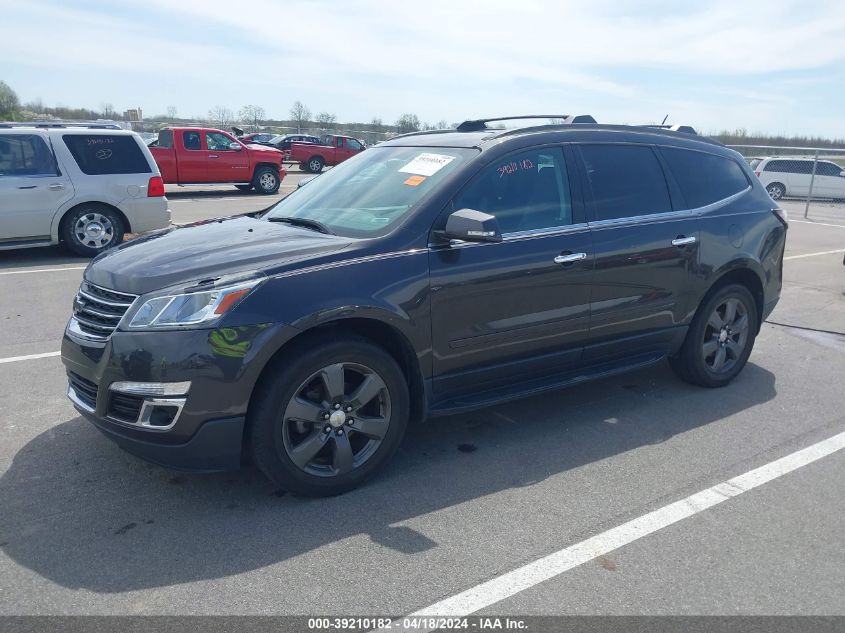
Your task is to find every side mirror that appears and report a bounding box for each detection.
[229,142,242,151]
[442,208,502,244]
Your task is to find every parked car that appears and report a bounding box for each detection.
[148,127,285,194]
[62,115,787,496]
[239,132,276,146]
[750,156,845,201]
[268,134,321,154]
[289,134,365,172]
[0,122,170,256]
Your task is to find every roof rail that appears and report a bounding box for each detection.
[456,114,596,133]
[643,124,697,135]
[0,120,123,130]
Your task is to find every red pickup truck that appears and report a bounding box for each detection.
[289,134,365,173]
[150,127,285,194]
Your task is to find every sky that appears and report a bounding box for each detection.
[2,0,845,137]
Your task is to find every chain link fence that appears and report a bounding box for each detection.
[727,144,845,219]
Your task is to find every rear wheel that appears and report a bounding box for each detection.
[766,182,786,200]
[249,337,410,496]
[307,157,324,173]
[252,166,280,194]
[62,204,125,257]
[670,284,758,388]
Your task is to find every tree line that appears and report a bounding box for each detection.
[2,80,842,148]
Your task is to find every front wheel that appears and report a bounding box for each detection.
[62,204,125,257]
[249,337,410,496]
[670,284,758,388]
[252,166,280,194]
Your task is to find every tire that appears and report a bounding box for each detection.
[669,283,758,388]
[766,182,786,200]
[252,166,280,194]
[306,156,324,173]
[248,336,410,496]
[235,184,253,192]
[62,204,125,257]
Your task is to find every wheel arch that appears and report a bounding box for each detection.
[247,316,427,431]
[702,262,765,332]
[55,200,131,243]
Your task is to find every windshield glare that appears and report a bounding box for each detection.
[265,146,477,237]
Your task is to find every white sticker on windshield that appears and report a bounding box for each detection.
[398,153,456,177]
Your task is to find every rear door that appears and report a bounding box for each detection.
[576,143,699,362]
[177,130,207,182]
[0,132,73,241]
[429,145,594,402]
[205,131,251,182]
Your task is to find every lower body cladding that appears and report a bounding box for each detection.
[61,321,298,472]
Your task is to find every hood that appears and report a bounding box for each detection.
[246,143,282,155]
[85,216,353,295]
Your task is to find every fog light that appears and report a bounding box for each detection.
[109,381,191,397]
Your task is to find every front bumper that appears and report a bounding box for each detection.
[61,319,299,472]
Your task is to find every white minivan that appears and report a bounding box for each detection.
[0,123,171,256]
[751,156,845,201]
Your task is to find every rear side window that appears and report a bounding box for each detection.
[578,144,671,221]
[765,160,814,174]
[157,130,173,148]
[660,147,749,208]
[183,131,201,150]
[0,134,58,176]
[62,134,151,175]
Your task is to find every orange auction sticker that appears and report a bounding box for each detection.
[404,175,426,186]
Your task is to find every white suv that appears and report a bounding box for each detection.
[0,123,171,256]
[750,156,845,201]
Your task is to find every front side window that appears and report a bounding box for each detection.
[207,132,237,151]
[660,147,749,208]
[346,138,363,150]
[62,134,151,175]
[817,162,842,177]
[266,146,476,237]
[578,144,671,221]
[452,148,573,234]
[0,134,58,177]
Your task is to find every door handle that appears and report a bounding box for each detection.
[48,183,65,191]
[672,236,696,247]
[18,185,37,190]
[208,154,219,158]
[554,252,587,265]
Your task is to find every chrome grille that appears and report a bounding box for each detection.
[72,281,137,340]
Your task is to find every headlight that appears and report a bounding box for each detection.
[127,278,263,329]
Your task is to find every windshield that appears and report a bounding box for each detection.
[265,146,477,237]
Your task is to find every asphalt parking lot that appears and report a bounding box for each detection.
[0,192,843,617]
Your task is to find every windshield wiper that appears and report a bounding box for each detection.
[267,216,334,235]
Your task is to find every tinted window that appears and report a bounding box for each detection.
[157,130,173,149]
[579,144,671,220]
[62,134,151,175]
[453,148,573,233]
[0,134,58,176]
[817,162,842,176]
[661,148,749,208]
[183,131,201,150]
[765,160,812,174]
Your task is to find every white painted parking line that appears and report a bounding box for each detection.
[0,266,85,276]
[790,219,845,229]
[784,249,845,261]
[0,351,61,364]
[388,429,845,625]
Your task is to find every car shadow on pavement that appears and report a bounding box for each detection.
[0,361,776,593]
[0,246,89,270]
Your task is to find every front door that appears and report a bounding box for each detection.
[0,133,73,241]
[205,131,251,183]
[575,142,700,362]
[429,146,594,402]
